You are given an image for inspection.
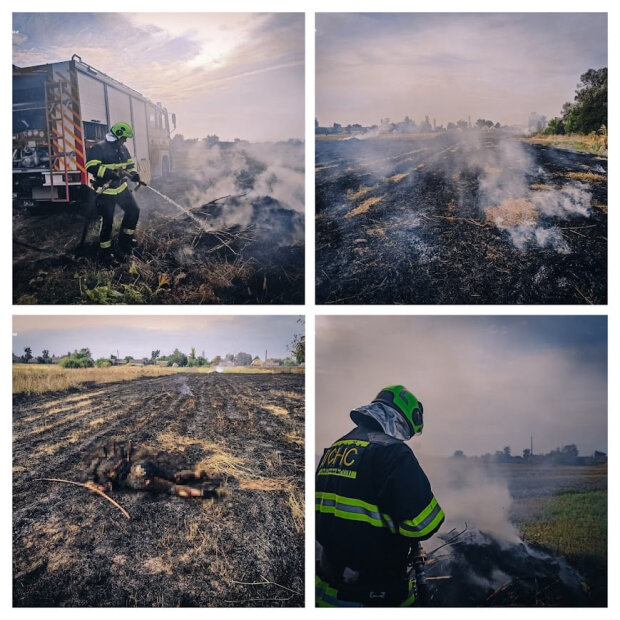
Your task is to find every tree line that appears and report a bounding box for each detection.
[14,344,304,369]
[544,67,607,136]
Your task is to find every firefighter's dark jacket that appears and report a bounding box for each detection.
[316,422,445,581]
[85,139,137,195]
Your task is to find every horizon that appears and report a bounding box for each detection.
[12,316,303,362]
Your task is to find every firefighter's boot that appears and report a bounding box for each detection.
[119,230,138,253]
[99,244,117,264]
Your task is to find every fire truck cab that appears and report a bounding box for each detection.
[13,54,174,207]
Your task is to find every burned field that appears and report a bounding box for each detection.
[13,372,305,607]
[14,142,304,305]
[316,133,606,304]
[422,461,607,607]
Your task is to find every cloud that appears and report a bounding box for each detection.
[13,13,304,141]
[316,316,607,458]
[316,13,607,127]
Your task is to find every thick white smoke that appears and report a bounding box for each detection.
[422,456,522,547]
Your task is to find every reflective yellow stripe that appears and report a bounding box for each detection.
[102,182,127,195]
[85,159,101,169]
[122,228,135,235]
[97,166,106,178]
[100,240,112,249]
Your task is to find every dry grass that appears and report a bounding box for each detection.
[262,405,289,416]
[386,173,408,183]
[485,198,538,228]
[288,490,305,534]
[566,171,607,183]
[282,429,304,446]
[346,196,384,218]
[346,184,378,201]
[13,364,303,395]
[530,183,554,190]
[13,364,180,395]
[156,431,256,480]
[524,133,607,155]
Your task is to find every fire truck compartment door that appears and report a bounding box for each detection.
[76,72,107,125]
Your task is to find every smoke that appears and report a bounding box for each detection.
[469,134,593,253]
[182,140,304,214]
[423,456,521,546]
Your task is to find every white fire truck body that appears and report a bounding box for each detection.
[13,54,173,206]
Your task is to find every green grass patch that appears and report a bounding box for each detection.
[520,490,607,562]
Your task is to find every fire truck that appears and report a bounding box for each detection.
[13,54,175,207]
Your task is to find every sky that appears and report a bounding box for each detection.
[316,12,608,128]
[12,315,303,361]
[316,316,607,458]
[12,12,304,141]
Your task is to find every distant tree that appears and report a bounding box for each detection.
[503,446,511,458]
[453,450,466,459]
[124,355,132,363]
[21,347,33,363]
[544,117,565,135]
[523,448,531,459]
[150,350,160,364]
[456,119,468,130]
[211,355,222,366]
[166,348,188,367]
[36,349,52,364]
[60,349,94,368]
[291,318,305,364]
[96,358,112,368]
[447,122,456,131]
[234,352,252,366]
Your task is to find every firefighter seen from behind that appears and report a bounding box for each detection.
[316,385,445,607]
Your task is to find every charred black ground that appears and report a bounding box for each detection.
[14,147,304,305]
[316,133,606,304]
[13,373,304,607]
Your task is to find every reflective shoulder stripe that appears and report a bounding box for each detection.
[85,159,101,168]
[331,439,370,448]
[398,497,445,538]
[315,492,394,530]
[127,158,135,164]
[102,182,128,195]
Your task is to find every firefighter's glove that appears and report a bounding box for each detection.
[103,169,120,182]
[129,172,141,183]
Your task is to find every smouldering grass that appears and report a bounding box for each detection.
[346,196,384,218]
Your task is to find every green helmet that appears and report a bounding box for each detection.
[110,121,134,139]
[372,385,424,435]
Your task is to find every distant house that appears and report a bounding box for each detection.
[125,358,144,366]
[155,360,169,367]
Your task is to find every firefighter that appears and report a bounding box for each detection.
[85,122,141,258]
[81,440,223,500]
[315,385,445,607]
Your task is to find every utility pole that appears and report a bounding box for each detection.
[531,435,534,456]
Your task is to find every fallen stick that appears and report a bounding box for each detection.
[34,477,131,520]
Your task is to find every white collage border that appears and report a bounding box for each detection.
[3,1,617,617]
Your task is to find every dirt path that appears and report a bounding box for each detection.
[13,373,304,607]
[316,134,606,304]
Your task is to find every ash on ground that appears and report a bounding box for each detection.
[13,141,304,305]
